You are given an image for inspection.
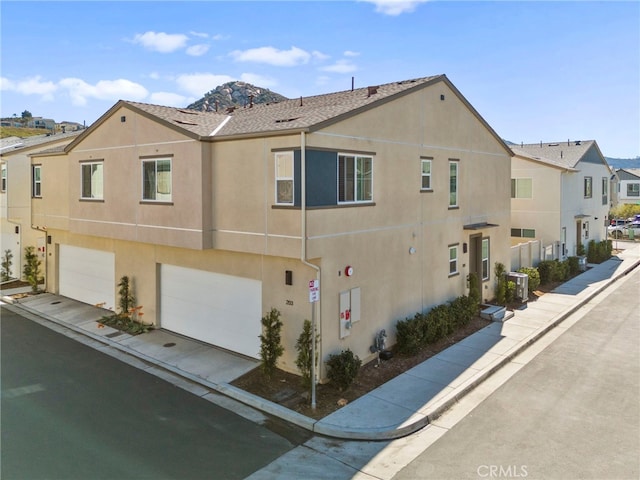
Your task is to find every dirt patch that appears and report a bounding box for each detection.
[232,315,492,420]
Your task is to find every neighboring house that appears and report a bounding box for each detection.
[26,117,56,131]
[510,140,611,260]
[0,132,82,279]
[616,168,640,205]
[31,75,513,378]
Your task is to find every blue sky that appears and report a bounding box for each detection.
[1,1,638,158]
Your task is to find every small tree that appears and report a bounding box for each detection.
[23,246,42,292]
[295,319,319,389]
[117,276,136,316]
[494,262,507,305]
[1,249,13,282]
[467,272,481,306]
[259,308,284,379]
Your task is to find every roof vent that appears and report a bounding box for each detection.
[177,109,198,115]
[174,119,198,125]
[226,106,236,114]
[367,86,379,97]
[275,117,300,124]
[575,140,581,146]
[548,143,559,147]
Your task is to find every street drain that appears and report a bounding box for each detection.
[163,342,176,347]
[51,301,61,305]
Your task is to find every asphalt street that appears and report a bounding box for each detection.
[1,307,308,480]
[393,266,640,479]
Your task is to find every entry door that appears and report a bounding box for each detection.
[576,220,582,254]
[468,234,482,281]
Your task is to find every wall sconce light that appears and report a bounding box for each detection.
[463,242,468,253]
[14,226,19,234]
[47,235,52,244]
[285,270,293,285]
[408,247,416,255]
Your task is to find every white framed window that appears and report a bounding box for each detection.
[481,238,490,281]
[511,178,533,198]
[601,177,608,205]
[421,158,432,190]
[628,183,640,197]
[1,163,6,192]
[275,152,294,205]
[449,161,458,207]
[338,154,372,203]
[32,165,42,198]
[584,176,592,198]
[448,244,458,276]
[81,161,104,199]
[142,158,171,201]
[511,228,536,238]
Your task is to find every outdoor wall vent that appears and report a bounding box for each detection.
[367,86,379,97]
[120,116,126,123]
[285,270,293,285]
[440,94,445,101]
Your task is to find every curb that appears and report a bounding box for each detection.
[3,256,639,441]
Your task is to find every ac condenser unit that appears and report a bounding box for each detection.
[507,272,529,302]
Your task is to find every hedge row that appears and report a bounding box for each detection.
[395,295,478,356]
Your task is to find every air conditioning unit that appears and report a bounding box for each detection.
[508,272,529,302]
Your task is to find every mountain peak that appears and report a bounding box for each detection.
[186,81,289,112]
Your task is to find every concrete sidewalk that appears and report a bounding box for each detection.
[2,243,639,441]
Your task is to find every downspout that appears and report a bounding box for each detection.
[300,131,321,409]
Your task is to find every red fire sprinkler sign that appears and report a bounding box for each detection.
[309,279,320,303]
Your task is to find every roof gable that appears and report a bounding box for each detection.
[511,140,608,171]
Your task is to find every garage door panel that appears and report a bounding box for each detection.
[59,245,115,308]
[160,264,261,358]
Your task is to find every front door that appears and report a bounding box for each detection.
[576,220,582,255]
[468,234,483,283]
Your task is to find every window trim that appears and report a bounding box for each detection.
[628,183,640,197]
[80,160,104,200]
[448,160,458,208]
[481,238,490,281]
[1,163,6,192]
[275,151,294,205]
[420,157,432,191]
[448,244,459,276]
[337,153,373,204]
[511,228,536,238]
[141,157,172,202]
[584,176,593,199]
[601,177,608,205]
[32,164,42,198]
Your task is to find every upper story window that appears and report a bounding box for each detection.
[601,177,608,205]
[511,228,536,238]
[584,176,592,198]
[628,183,640,197]
[1,163,6,192]
[275,152,294,205]
[421,158,432,190]
[32,165,42,198]
[448,244,458,276]
[142,158,171,202]
[511,178,532,198]
[448,160,458,208]
[338,154,372,203]
[81,161,104,200]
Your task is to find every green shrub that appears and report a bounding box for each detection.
[587,239,612,264]
[23,246,42,293]
[467,272,481,306]
[506,280,516,304]
[1,249,13,282]
[494,262,508,305]
[259,308,284,379]
[395,314,423,355]
[566,256,580,276]
[326,349,362,391]
[517,267,540,294]
[295,319,319,389]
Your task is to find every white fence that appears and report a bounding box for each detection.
[510,240,544,271]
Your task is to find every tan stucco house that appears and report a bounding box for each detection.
[1,132,81,279]
[31,75,513,379]
[510,140,612,260]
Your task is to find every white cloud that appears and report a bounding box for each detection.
[176,73,235,96]
[190,31,209,39]
[312,50,330,61]
[320,60,358,74]
[149,91,191,107]
[58,78,148,106]
[186,44,210,57]
[344,50,360,57]
[148,72,161,80]
[1,76,57,100]
[360,0,429,16]
[132,31,189,53]
[230,46,311,67]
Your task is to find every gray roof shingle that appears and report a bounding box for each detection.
[511,140,596,170]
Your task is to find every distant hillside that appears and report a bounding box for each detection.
[186,81,289,112]
[606,157,640,170]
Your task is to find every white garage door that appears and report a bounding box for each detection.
[160,264,262,359]
[59,245,115,309]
